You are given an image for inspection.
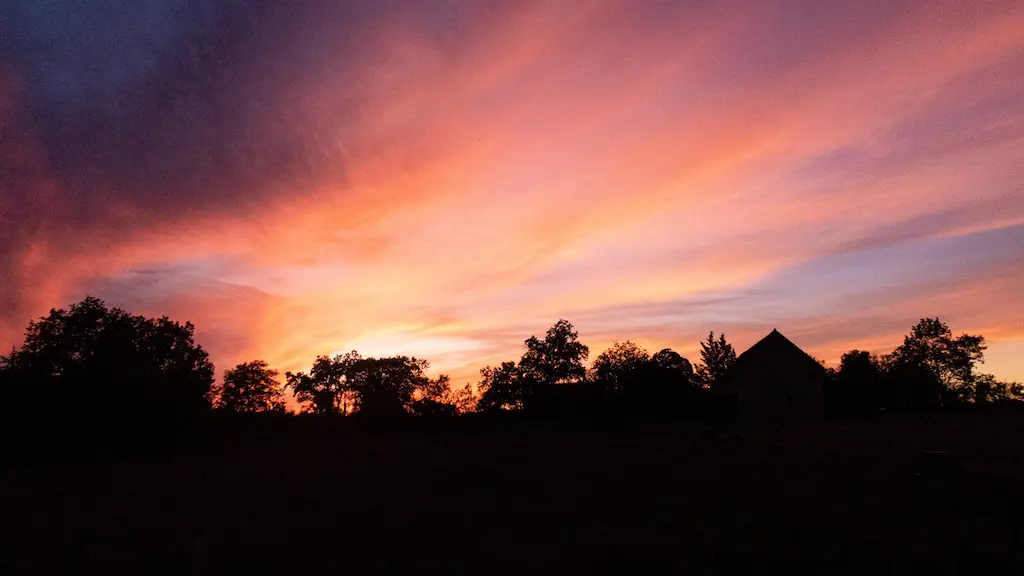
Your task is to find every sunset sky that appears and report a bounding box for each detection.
[2,0,1023,389]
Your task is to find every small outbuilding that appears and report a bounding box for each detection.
[719,329,826,421]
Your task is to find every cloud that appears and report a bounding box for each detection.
[1,0,1023,385]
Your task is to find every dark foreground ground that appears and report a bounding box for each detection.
[2,412,1023,574]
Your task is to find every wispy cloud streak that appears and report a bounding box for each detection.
[1,0,1022,382]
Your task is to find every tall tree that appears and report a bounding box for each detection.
[214,360,286,413]
[695,331,736,389]
[888,318,986,402]
[518,319,589,386]
[476,320,589,414]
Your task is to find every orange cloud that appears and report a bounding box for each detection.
[2,0,1023,390]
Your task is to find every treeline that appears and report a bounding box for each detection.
[1,297,1022,458]
[824,318,1024,415]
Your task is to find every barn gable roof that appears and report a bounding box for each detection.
[734,329,825,373]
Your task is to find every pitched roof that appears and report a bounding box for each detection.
[735,329,824,372]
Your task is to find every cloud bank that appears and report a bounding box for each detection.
[2,0,1023,385]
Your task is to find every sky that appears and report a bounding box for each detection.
[1,0,1023,390]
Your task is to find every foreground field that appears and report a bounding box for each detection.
[3,412,1023,574]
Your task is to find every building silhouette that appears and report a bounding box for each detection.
[719,329,826,421]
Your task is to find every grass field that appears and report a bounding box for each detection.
[3,412,1023,574]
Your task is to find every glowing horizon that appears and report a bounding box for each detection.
[2,0,1023,389]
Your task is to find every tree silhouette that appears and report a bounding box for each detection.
[285,351,361,415]
[879,358,946,410]
[974,374,1024,404]
[887,318,985,402]
[418,373,452,403]
[346,355,430,419]
[409,373,451,416]
[590,340,650,397]
[409,374,475,417]
[650,348,694,380]
[695,331,736,389]
[828,350,883,416]
[214,360,286,413]
[518,319,589,386]
[450,382,478,414]
[590,342,703,418]
[477,361,526,412]
[645,347,704,418]
[286,352,462,418]
[479,319,591,416]
[0,296,214,451]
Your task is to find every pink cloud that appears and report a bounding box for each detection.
[2,0,1022,388]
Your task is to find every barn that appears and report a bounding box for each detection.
[720,329,826,421]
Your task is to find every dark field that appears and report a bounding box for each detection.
[3,413,1023,574]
